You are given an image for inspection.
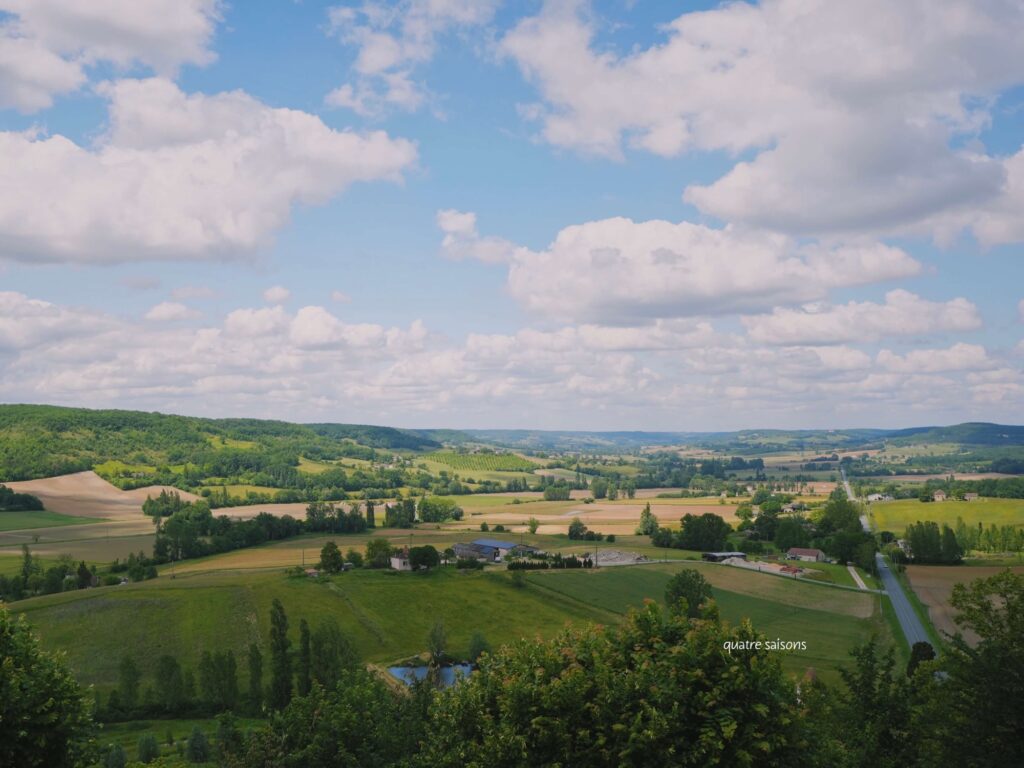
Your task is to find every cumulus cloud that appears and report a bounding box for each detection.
[0,0,221,111]
[501,0,1024,239]
[877,343,991,373]
[144,301,200,322]
[330,290,352,303]
[441,212,921,323]
[1,290,1019,427]
[263,285,291,304]
[0,78,417,264]
[742,290,982,345]
[325,0,499,116]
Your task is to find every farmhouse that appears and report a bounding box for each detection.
[787,547,826,562]
[702,551,748,563]
[390,547,412,571]
[964,492,979,501]
[932,490,947,502]
[866,493,893,502]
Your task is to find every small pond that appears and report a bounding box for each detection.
[388,664,473,687]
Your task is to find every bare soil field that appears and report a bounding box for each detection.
[905,565,1024,645]
[6,471,199,521]
[881,473,1020,483]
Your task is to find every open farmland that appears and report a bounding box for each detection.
[0,509,95,532]
[528,562,889,678]
[869,497,1024,533]
[423,451,540,472]
[905,565,1024,645]
[11,554,892,693]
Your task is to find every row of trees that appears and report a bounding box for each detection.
[650,512,732,551]
[99,601,359,723]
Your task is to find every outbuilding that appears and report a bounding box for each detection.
[787,547,826,562]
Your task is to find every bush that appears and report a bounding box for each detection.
[185,726,210,763]
[456,558,484,570]
[137,734,160,764]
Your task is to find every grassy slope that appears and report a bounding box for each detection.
[527,562,892,680]
[0,509,97,532]
[870,497,1024,533]
[11,557,891,691]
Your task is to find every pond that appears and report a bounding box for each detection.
[387,663,473,687]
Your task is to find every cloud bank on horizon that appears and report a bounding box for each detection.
[0,0,1021,430]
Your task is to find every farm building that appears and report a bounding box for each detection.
[932,490,947,502]
[454,542,499,562]
[702,552,748,563]
[964,492,979,501]
[866,493,893,502]
[787,547,826,562]
[390,547,412,571]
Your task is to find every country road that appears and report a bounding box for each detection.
[841,467,933,648]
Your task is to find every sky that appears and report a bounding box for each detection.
[0,0,1022,431]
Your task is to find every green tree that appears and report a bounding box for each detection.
[906,641,936,677]
[247,643,263,713]
[528,517,540,534]
[103,743,126,768]
[665,569,713,618]
[345,548,364,568]
[185,726,210,763]
[428,620,447,667]
[153,654,186,713]
[118,655,141,712]
[409,545,440,570]
[269,599,292,709]
[365,538,392,569]
[0,607,95,768]
[311,617,359,690]
[319,541,344,573]
[136,733,159,764]
[215,712,243,762]
[423,603,803,767]
[298,619,312,697]
[468,631,491,665]
[568,518,587,539]
[635,502,659,536]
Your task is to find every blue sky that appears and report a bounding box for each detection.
[0,0,1022,430]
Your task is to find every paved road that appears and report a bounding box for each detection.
[841,467,932,648]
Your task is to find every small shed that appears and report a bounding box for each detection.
[932,490,947,502]
[390,547,412,571]
[963,493,979,501]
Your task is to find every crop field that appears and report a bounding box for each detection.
[528,562,890,679]
[905,565,1024,645]
[870,497,1024,533]
[424,451,540,472]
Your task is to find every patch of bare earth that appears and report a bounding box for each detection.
[905,565,1024,645]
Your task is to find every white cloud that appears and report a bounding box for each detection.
[743,290,982,345]
[325,0,499,116]
[144,301,200,322]
[0,291,110,350]
[330,290,352,303]
[0,0,221,111]
[501,1,1024,239]
[441,212,921,323]
[2,290,1021,428]
[877,343,991,373]
[0,78,417,264]
[263,285,291,304]
[437,208,516,264]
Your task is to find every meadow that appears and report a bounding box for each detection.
[869,497,1024,533]
[12,555,890,693]
[0,509,95,532]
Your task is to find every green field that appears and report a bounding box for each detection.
[870,497,1024,533]
[528,563,892,679]
[424,451,539,473]
[0,509,96,532]
[9,554,893,693]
